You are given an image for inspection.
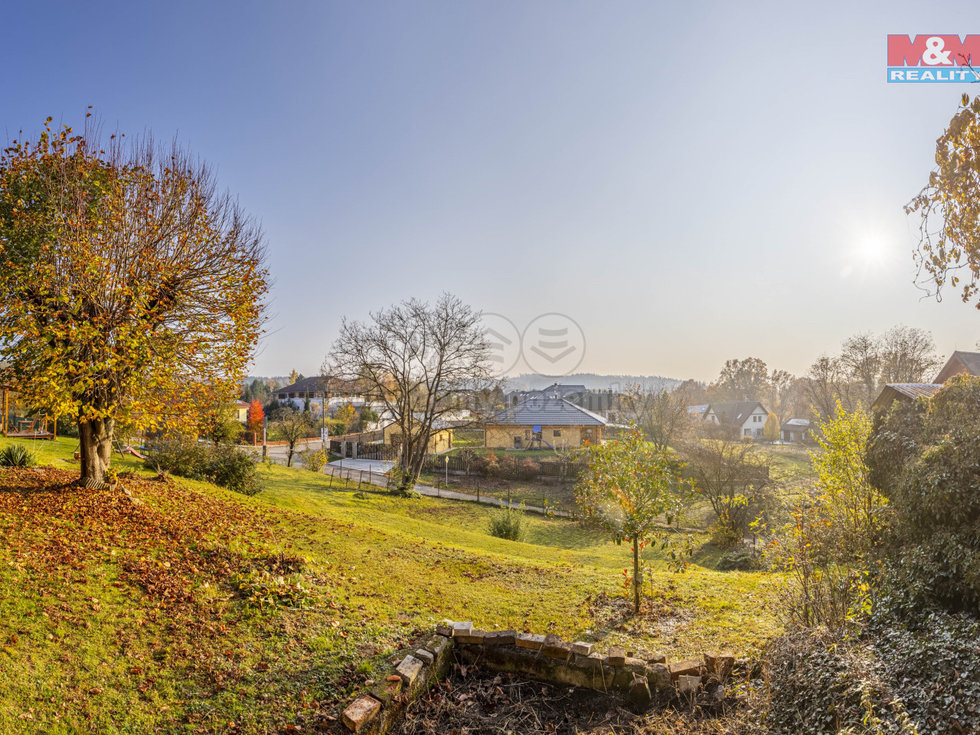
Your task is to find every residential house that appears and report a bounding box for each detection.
[332,418,453,459]
[505,383,588,407]
[696,401,770,439]
[934,351,980,383]
[870,383,943,414]
[233,401,250,424]
[868,350,980,414]
[486,396,607,449]
[275,376,366,416]
[780,418,811,443]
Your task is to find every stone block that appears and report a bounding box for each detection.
[435,623,453,637]
[541,635,571,661]
[396,654,424,686]
[422,634,449,658]
[704,652,735,680]
[606,647,627,666]
[645,653,667,665]
[414,648,434,665]
[515,633,545,650]
[646,663,671,692]
[483,630,516,646]
[628,674,652,709]
[369,675,402,707]
[624,657,646,669]
[571,641,594,656]
[450,621,473,637]
[668,659,702,679]
[677,674,701,695]
[455,628,487,645]
[573,652,603,670]
[342,695,381,733]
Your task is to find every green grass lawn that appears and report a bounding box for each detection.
[0,435,784,733]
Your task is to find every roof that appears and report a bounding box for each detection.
[687,404,709,417]
[490,397,608,427]
[514,383,588,399]
[276,376,328,396]
[704,401,768,425]
[871,383,942,412]
[781,418,810,431]
[935,351,980,383]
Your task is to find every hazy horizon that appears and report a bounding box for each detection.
[5,1,979,383]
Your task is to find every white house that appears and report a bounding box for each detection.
[699,401,770,439]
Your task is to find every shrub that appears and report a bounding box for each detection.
[0,444,37,468]
[766,613,980,734]
[475,451,500,477]
[717,546,761,571]
[869,376,980,614]
[300,447,328,473]
[145,441,260,496]
[487,505,527,541]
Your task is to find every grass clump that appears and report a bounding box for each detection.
[0,444,36,468]
[487,504,527,541]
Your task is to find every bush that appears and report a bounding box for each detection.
[487,505,527,541]
[766,613,980,734]
[869,376,980,613]
[475,451,500,477]
[145,441,260,496]
[0,444,37,468]
[717,546,761,571]
[300,447,328,473]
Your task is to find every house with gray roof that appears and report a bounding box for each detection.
[699,401,770,439]
[486,396,607,449]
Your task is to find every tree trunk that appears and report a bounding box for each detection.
[632,537,641,614]
[78,416,114,487]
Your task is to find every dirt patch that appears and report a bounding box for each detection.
[395,664,757,735]
[587,591,693,642]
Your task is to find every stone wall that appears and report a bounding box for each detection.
[338,621,736,734]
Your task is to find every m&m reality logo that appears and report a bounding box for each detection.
[887,35,980,83]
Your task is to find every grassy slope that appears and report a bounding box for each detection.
[0,437,783,733]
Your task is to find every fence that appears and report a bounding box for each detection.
[421,453,586,482]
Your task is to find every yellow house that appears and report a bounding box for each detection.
[485,397,606,449]
[382,421,454,453]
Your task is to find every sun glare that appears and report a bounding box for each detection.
[856,234,889,268]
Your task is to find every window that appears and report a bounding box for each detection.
[553,429,561,437]
[743,428,751,436]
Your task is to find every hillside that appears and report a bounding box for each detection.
[0,438,780,733]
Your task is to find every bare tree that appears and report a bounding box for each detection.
[620,384,691,451]
[683,433,772,546]
[805,326,939,418]
[839,333,882,407]
[326,294,496,493]
[878,325,939,384]
[805,355,856,418]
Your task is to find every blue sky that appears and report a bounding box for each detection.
[4,1,979,381]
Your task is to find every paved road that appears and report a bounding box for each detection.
[324,459,568,517]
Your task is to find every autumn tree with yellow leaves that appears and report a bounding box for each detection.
[0,116,267,487]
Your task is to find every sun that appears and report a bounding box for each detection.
[855,233,890,269]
